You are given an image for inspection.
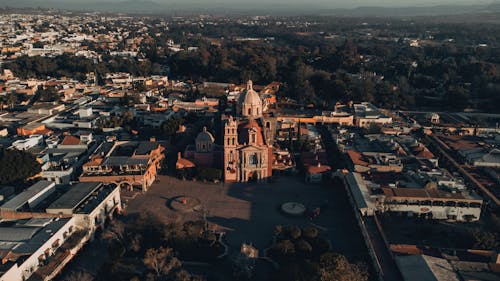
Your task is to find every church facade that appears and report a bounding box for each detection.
[223,81,274,182]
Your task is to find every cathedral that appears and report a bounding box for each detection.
[223,80,274,182]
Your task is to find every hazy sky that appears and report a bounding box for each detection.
[22,0,497,7]
[4,0,498,14]
[155,0,494,6]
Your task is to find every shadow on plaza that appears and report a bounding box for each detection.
[205,178,369,261]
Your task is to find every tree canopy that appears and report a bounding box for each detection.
[0,148,41,185]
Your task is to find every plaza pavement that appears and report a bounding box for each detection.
[125,175,367,259]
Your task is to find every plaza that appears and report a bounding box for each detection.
[125,175,367,259]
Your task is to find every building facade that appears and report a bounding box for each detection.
[79,141,165,191]
[223,81,273,182]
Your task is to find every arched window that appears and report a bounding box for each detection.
[251,134,256,144]
[266,122,270,129]
[232,138,235,145]
[248,108,252,115]
[227,138,230,145]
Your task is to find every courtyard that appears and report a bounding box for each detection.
[125,175,367,260]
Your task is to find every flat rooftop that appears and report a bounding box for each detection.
[103,156,149,166]
[0,218,72,255]
[0,181,55,211]
[46,182,102,213]
[75,185,117,214]
[382,187,482,202]
[396,254,459,281]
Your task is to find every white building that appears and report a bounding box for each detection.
[0,217,76,281]
[12,134,43,150]
[353,102,392,128]
[0,181,55,213]
[46,182,121,233]
[343,172,483,222]
[0,183,122,281]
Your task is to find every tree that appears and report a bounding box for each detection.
[285,225,302,240]
[173,270,206,281]
[143,247,181,277]
[444,85,469,111]
[102,220,125,241]
[276,240,296,256]
[272,240,296,263]
[0,148,41,185]
[38,87,60,102]
[319,253,368,281]
[470,228,499,250]
[6,93,18,109]
[302,226,319,240]
[274,225,283,236]
[66,270,93,281]
[32,41,44,48]
[296,239,313,257]
[160,117,185,138]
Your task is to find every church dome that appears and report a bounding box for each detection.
[196,127,215,143]
[240,80,263,118]
[241,80,262,106]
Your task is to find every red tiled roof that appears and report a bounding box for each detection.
[412,145,435,159]
[60,135,81,145]
[176,158,196,169]
[238,120,264,145]
[301,152,328,167]
[84,157,103,167]
[307,164,331,174]
[346,150,368,166]
[438,135,481,151]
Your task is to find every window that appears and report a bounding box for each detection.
[249,154,258,165]
[251,134,256,143]
[248,108,252,115]
[232,138,235,145]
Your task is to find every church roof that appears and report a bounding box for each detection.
[176,152,196,169]
[238,120,264,145]
[239,80,262,106]
[196,127,215,143]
